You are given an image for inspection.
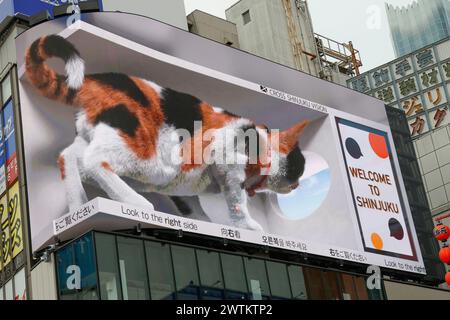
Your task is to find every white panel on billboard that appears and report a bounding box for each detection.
[336,119,417,259]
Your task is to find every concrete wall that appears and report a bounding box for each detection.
[102,0,188,30]
[187,10,240,48]
[384,280,450,300]
[226,0,320,76]
[0,23,27,73]
[30,255,58,300]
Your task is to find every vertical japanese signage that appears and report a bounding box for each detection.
[3,101,18,187]
[0,113,6,196]
[0,194,11,267]
[347,41,450,139]
[0,69,24,286]
[9,183,23,259]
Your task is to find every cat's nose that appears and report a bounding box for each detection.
[290,182,299,189]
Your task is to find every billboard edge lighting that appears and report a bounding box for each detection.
[14,15,426,276]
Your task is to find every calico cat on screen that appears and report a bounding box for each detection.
[25,35,308,231]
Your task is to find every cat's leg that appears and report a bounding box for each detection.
[82,126,154,208]
[59,136,89,212]
[83,158,154,208]
[214,165,263,231]
[223,185,264,231]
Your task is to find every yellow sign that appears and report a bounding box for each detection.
[0,182,24,269]
[0,193,11,267]
[9,182,23,259]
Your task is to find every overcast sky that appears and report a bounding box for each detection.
[184,0,419,72]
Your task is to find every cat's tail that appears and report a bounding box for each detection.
[25,35,85,103]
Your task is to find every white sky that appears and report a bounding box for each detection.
[184,0,420,72]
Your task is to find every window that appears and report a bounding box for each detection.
[13,268,26,300]
[117,237,150,300]
[145,241,176,300]
[5,280,13,300]
[0,287,3,300]
[340,273,358,300]
[287,265,308,300]
[353,276,370,300]
[320,271,341,300]
[244,257,271,300]
[171,245,199,300]
[95,233,122,300]
[1,74,11,105]
[221,254,248,300]
[56,233,98,300]
[266,261,292,299]
[242,10,251,25]
[303,268,327,299]
[196,250,224,300]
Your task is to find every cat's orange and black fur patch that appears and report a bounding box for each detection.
[26,35,304,183]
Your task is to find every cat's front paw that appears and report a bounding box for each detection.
[246,219,264,232]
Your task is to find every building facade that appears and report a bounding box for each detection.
[187,10,239,49]
[347,38,450,219]
[348,38,450,285]
[226,0,321,76]
[225,0,361,86]
[386,0,450,58]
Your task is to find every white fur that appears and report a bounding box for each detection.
[212,106,224,113]
[62,107,266,230]
[65,56,85,89]
[60,136,88,212]
[143,80,163,95]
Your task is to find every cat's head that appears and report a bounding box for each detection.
[265,120,309,194]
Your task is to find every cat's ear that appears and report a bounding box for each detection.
[279,120,310,150]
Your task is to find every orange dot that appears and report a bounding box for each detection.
[371,233,384,250]
[369,133,389,159]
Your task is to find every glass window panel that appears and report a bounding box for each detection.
[73,234,98,300]
[1,74,11,105]
[266,261,291,299]
[95,233,122,300]
[221,254,248,300]
[5,279,13,300]
[0,107,6,196]
[196,250,224,300]
[244,257,271,300]
[13,268,26,300]
[171,245,199,300]
[340,273,357,300]
[56,233,98,300]
[56,242,76,299]
[303,267,327,299]
[145,241,176,300]
[321,271,341,300]
[242,10,251,25]
[288,265,308,300]
[117,237,149,300]
[354,276,370,300]
[3,100,18,187]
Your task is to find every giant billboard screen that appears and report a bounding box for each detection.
[15,14,425,275]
